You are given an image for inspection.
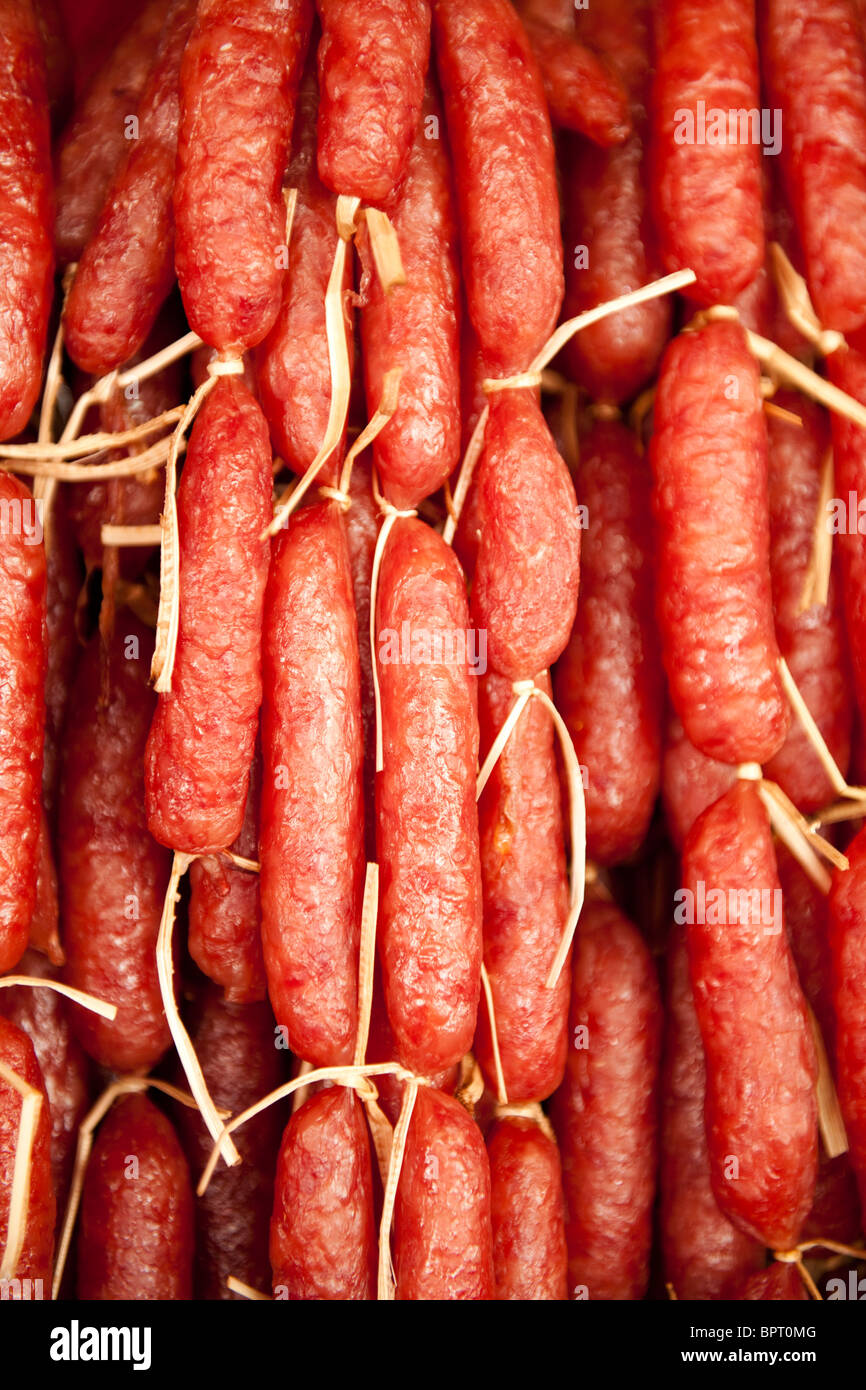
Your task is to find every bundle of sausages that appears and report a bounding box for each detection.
[1,0,866,1303]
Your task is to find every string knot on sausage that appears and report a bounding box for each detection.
[482,371,544,394]
[206,356,245,378]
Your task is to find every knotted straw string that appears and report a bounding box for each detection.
[369,487,419,773]
[768,242,846,359]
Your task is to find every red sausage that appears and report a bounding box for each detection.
[358,84,461,510]
[828,824,866,1225]
[514,0,631,146]
[42,487,82,823]
[188,752,266,1006]
[827,346,866,729]
[53,0,172,265]
[315,0,430,208]
[174,0,312,355]
[471,390,581,682]
[255,62,353,484]
[63,0,197,376]
[761,0,866,335]
[764,392,851,811]
[433,0,562,374]
[650,320,789,764]
[145,378,272,855]
[0,949,91,1223]
[0,0,54,442]
[651,0,765,306]
[660,931,764,1301]
[682,781,818,1248]
[554,419,662,865]
[0,475,46,975]
[394,1085,494,1300]
[344,456,380,862]
[61,620,172,1072]
[488,1115,568,1301]
[661,711,737,851]
[77,1093,194,1300]
[550,899,661,1301]
[376,518,482,1077]
[172,989,284,1300]
[561,0,671,404]
[260,502,364,1067]
[0,1015,55,1287]
[730,1263,808,1301]
[270,1086,376,1300]
[474,670,571,1103]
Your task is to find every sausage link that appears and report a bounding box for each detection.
[488,1115,568,1300]
[550,899,661,1300]
[145,378,272,854]
[514,0,631,146]
[63,0,197,376]
[651,0,765,305]
[650,320,789,764]
[474,670,571,1103]
[554,419,662,864]
[344,456,379,862]
[764,392,851,811]
[0,0,54,442]
[358,84,461,510]
[53,0,171,265]
[0,1014,55,1286]
[660,931,764,1301]
[172,988,284,1299]
[471,390,581,681]
[661,712,738,851]
[730,1263,807,1301]
[77,1093,194,1300]
[394,1085,494,1300]
[261,501,364,1067]
[375,518,482,1076]
[827,346,866,728]
[828,825,866,1225]
[760,0,866,334]
[174,0,312,354]
[0,475,46,974]
[682,780,818,1248]
[270,1086,376,1300]
[61,619,171,1072]
[433,0,562,374]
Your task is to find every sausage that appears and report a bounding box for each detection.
[764,391,852,811]
[344,455,379,862]
[0,0,54,442]
[174,0,312,355]
[471,390,581,681]
[760,0,866,334]
[0,949,91,1224]
[474,670,571,1103]
[375,518,482,1077]
[513,0,631,146]
[77,1093,194,1300]
[433,0,562,374]
[828,824,866,1224]
[394,1085,494,1300]
[561,0,671,404]
[0,1015,55,1287]
[172,988,284,1300]
[682,780,818,1248]
[827,346,866,729]
[260,501,364,1067]
[145,377,272,855]
[42,486,82,823]
[554,418,662,865]
[730,1263,808,1301]
[0,475,46,975]
[315,0,430,208]
[63,0,197,377]
[60,619,172,1072]
[188,751,267,1005]
[358,84,461,510]
[487,1115,568,1301]
[650,0,765,305]
[650,320,789,764]
[270,1086,376,1300]
[53,0,172,265]
[550,899,661,1300]
[28,811,63,967]
[660,930,764,1301]
[661,712,738,851]
[255,61,353,484]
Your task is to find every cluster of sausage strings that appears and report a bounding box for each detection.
[2,0,866,1302]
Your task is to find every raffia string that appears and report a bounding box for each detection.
[442,267,696,544]
[479,963,508,1106]
[494,1100,556,1144]
[799,448,835,614]
[52,1076,208,1300]
[364,208,407,293]
[768,242,846,358]
[0,977,116,1020]
[808,1004,848,1159]
[338,368,402,496]
[227,1277,271,1301]
[0,1062,42,1283]
[377,1076,422,1301]
[1,432,180,482]
[369,489,418,773]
